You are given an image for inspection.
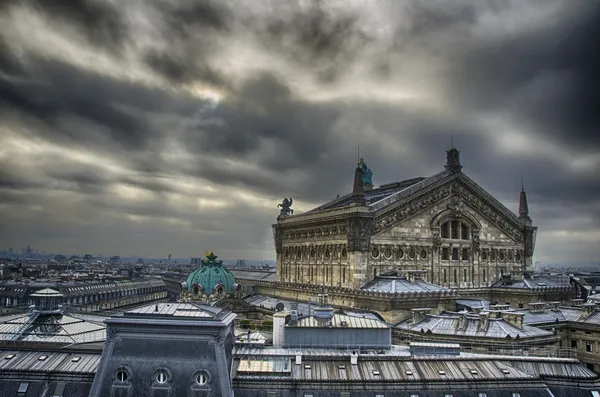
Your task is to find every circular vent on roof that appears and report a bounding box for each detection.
[275,302,285,312]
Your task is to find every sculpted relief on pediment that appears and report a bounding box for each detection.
[372,180,524,243]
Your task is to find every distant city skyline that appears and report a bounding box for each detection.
[0,1,598,263]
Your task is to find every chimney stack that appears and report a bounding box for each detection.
[502,312,524,329]
[411,308,431,324]
[479,312,489,331]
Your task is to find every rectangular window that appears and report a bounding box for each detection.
[462,248,469,260]
[451,221,458,239]
[483,269,487,282]
[453,269,457,283]
[442,248,449,260]
[441,223,449,238]
[461,223,469,240]
[463,269,467,282]
[342,267,346,284]
[586,342,593,352]
[572,340,577,349]
[443,269,447,283]
[452,248,458,260]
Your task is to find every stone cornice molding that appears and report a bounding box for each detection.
[238,278,458,299]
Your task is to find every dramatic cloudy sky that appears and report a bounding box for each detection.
[0,0,598,263]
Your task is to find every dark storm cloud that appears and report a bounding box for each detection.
[26,0,129,50]
[154,0,232,33]
[144,49,226,86]
[142,0,232,85]
[0,56,199,153]
[442,2,600,151]
[0,0,598,261]
[254,1,371,83]
[181,73,340,177]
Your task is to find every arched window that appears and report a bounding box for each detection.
[441,221,470,240]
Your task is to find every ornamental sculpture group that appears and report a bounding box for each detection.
[278,197,293,217]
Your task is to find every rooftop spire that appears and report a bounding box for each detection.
[351,165,366,205]
[519,178,531,222]
[445,147,462,173]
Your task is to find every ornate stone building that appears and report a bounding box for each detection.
[273,149,538,290]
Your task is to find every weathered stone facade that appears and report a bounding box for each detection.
[274,149,537,290]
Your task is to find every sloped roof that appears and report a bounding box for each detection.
[396,313,553,339]
[306,176,428,213]
[0,311,106,344]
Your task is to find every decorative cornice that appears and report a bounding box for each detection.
[371,177,524,242]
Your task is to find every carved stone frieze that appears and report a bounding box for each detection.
[347,217,373,252]
[281,223,348,242]
[273,225,283,253]
[372,180,524,243]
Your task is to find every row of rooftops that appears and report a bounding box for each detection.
[0,277,165,297]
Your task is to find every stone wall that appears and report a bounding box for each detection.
[372,196,526,289]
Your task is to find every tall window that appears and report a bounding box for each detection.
[441,222,449,238]
[443,269,447,283]
[461,222,469,240]
[453,269,457,283]
[342,267,346,283]
[452,248,459,260]
[451,221,459,239]
[463,269,467,282]
[442,248,449,260]
[483,269,487,282]
[440,220,470,240]
[462,249,469,260]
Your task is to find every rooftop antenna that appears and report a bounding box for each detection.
[451,134,454,149]
[521,174,524,191]
[357,145,360,163]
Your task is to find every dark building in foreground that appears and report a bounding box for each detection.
[1,301,600,397]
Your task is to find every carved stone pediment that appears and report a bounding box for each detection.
[372,178,524,242]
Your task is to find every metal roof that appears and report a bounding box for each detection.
[397,314,553,339]
[0,311,106,344]
[361,277,449,293]
[291,313,388,329]
[124,302,218,318]
[0,350,100,374]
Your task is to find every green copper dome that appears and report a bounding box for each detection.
[185,251,237,294]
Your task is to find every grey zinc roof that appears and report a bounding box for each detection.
[230,269,277,281]
[0,350,100,373]
[291,313,388,329]
[0,311,106,344]
[397,314,554,339]
[361,277,449,293]
[232,349,597,383]
[305,176,430,213]
[519,306,600,326]
[124,302,221,318]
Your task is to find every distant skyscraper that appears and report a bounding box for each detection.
[168,253,172,262]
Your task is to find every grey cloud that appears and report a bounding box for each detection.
[441,2,600,151]
[0,0,598,262]
[253,1,372,83]
[25,0,129,50]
